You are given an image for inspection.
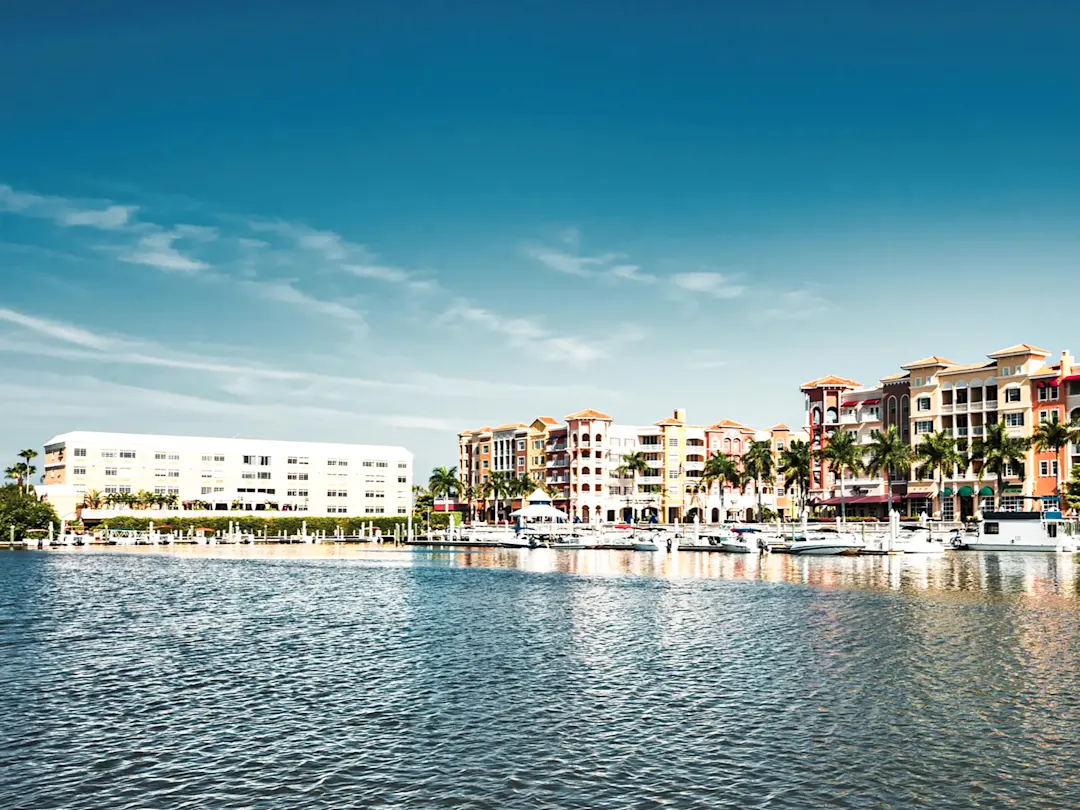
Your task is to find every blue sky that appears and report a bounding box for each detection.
[2,1,1079,476]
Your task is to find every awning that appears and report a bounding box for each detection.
[1002,485,1021,494]
[862,399,880,405]
[841,401,858,407]
[903,492,931,500]
[957,485,975,497]
[942,487,953,497]
[1063,374,1080,382]
[980,485,996,496]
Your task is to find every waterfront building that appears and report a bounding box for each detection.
[39,431,413,521]
[458,409,808,523]
[804,343,1077,519]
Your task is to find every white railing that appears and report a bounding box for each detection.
[941,404,954,414]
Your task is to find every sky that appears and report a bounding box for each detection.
[2,1,1079,477]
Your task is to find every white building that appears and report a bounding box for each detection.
[39,431,413,520]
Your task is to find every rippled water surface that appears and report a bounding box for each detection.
[3,546,1079,809]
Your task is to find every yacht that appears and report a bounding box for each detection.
[893,525,946,554]
[966,512,1078,553]
[717,528,768,554]
[787,529,865,556]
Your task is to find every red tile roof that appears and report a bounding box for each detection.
[565,408,613,420]
[800,375,861,389]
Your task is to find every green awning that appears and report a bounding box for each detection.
[1002,485,1021,494]
[957,486,975,497]
[980,485,995,496]
[942,488,953,497]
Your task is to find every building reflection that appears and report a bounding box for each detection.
[60,544,1080,600]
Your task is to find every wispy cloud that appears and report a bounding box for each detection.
[671,272,745,299]
[0,307,114,350]
[764,288,830,319]
[119,230,210,272]
[524,234,664,287]
[236,278,367,328]
[0,184,136,231]
[440,299,607,364]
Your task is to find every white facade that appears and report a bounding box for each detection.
[39,431,413,520]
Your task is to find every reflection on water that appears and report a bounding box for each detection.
[54,543,1080,600]
[3,546,1079,809]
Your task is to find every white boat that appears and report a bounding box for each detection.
[632,541,660,552]
[966,512,1078,553]
[788,530,865,556]
[894,526,946,554]
[717,529,767,554]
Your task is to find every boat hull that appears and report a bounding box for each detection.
[632,542,660,552]
[966,542,1077,553]
[789,545,864,556]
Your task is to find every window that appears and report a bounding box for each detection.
[101,450,117,459]
[668,438,679,447]
[242,472,256,480]
[365,490,386,498]
[168,470,180,479]
[287,456,309,465]
[201,486,214,495]
[119,450,136,459]
[397,507,408,515]
[257,472,272,480]
[517,458,525,468]
[327,489,348,498]
[155,452,167,461]
[327,506,348,514]
[1039,410,1060,424]
[73,467,86,476]
[777,487,785,497]
[202,453,225,463]
[917,397,931,411]
[202,470,213,479]
[1038,387,1059,402]
[999,367,1009,377]
[104,468,118,476]
[73,448,86,458]
[155,469,167,478]
[365,507,386,514]
[376,462,388,468]
[482,460,489,469]
[1005,412,1024,427]
[243,455,271,465]
[533,440,544,450]
[915,420,934,434]
[986,387,998,402]
[328,459,348,467]
[1040,460,1059,477]
[287,489,309,497]
[1014,365,1023,375]
[668,470,679,479]
[1005,388,1021,403]
[942,498,955,522]
[1003,462,1022,477]
[287,472,309,481]
[984,522,999,535]
[482,445,489,453]
[397,462,407,469]
[913,377,922,387]
[517,440,526,451]
[398,476,408,484]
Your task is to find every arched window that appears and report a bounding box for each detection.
[724,438,732,451]
[594,433,602,442]
[811,407,822,425]
[826,407,838,424]
[581,483,591,492]
[733,439,741,453]
[581,466,591,475]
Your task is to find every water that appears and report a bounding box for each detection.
[2,547,1079,809]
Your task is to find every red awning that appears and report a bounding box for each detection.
[1050,379,1060,386]
[1063,374,1080,382]
[862,399,880,405]
[902,493,932,500]
[841,401,858,407]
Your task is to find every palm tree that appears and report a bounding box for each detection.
[864,426,913,515]
[1032,419,1080,509]
[482,472,511,523]
[18,448,38,467]
[779,439,812,520]
[135,489,156,510]
[742,439,775,522]
[972,421,1031,510]
[814,430,862,523]
[82,489,103,509]
[702,452,740,523]
[914,430,965,518]
[616,450,651,522]
[428,465,459,518]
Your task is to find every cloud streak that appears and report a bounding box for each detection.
[0,184,137,230]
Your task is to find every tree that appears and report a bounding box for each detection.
[1032,419,1080,508]
[616,450,651,522]
[815,430,862,523]
[702,452,741,523]
[742,439,775,522]
[971,421,1031,510]
[1063,462,1080,513]
[428,466,459,517]
[412,485,434,514]
[779,439,812,519]
[82,489,103,509]
[482,472,511,523]
[1,484,58,540]
[135,489,156,510]
[915,430,965,518]
[864,426,913,514]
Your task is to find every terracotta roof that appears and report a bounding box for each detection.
[878,372,910,383]
[1029,364,1060,378]
[565,408,613,420]
[938,361,997,376]
[654,417,684,426]
[493,423,528,431]
[901,356,955,369]
[800,375,861,389]
[707,419,749,429]
[536,416,559,425]
[770,423,790,431]
[987,343,1051,358]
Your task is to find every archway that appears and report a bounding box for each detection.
[581,505,591,523]
[711,507,720,523]
[745,508,755,522]
[686,507,700,523]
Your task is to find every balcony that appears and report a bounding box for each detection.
[640,476,664,485]
[684,461,705,472]
[646,458,664,467]
[840,413,858,425]
[940,403,953,414]
[972,426,985,437]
